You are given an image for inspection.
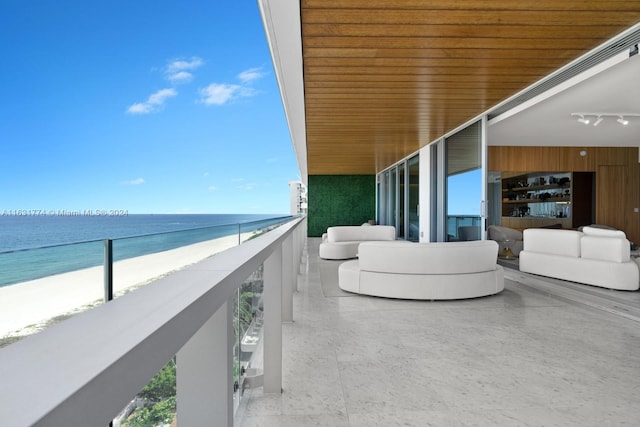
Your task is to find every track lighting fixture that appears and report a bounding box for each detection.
[571,112,639,126]
[576,115,589,125]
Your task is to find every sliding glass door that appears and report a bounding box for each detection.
[398,163,405,237]
[407,156,420,241]
[427,119,486,242]
[377,154,419,241]
[445,121,484,241]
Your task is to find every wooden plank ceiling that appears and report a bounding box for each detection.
[301,0,640,175]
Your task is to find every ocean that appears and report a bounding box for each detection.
[0,214,290,287]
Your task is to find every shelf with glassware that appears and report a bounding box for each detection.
[500,172,573,229]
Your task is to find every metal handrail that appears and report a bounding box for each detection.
[0,215,295,288]
[0,215,294,255]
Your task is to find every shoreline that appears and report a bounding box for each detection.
[0,232,253,338]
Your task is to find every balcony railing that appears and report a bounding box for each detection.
[0,216,294,341]
[447,215,482,241]
[0,216,307,427]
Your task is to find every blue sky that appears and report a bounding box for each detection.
[448,169,482,216]
[0,1,300,215]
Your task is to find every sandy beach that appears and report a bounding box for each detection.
[0,232,253,338]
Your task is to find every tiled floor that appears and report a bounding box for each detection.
[236,238,640,426]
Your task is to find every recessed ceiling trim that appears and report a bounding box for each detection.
[488,22,640,121]
[488,51,629,126]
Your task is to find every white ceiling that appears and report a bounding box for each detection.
[488,53,640,148]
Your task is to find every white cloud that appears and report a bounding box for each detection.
[199,66,265,107]
[203,172,209,177]
[148,88,177,104]
[126,88,177,114]
[199,83,241,105]
[167,57,203,73]
[166,57,203,84]
[167,71,193,84]
[127,103,152,114]
[122,178,145,185]
[237,67,265,84]
[208,185,218,192]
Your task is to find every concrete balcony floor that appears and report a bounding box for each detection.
[237,238,640,426]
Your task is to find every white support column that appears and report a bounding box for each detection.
[292,227,299,288]
[298,220,308,277]
[296,222,305,279]
[294,228,300,290]
[263,245,283,393]
[282,235,294,323]
[296,225,303,286]
[176,298,233,427]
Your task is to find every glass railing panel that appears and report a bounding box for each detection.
[234,264,264,412]
[446,215,482,241]
[1,216,294,348]
[110,224,239,299]
[238,216,292,243]
[0,240,105,346]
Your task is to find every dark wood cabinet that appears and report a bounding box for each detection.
[499,171,594,229]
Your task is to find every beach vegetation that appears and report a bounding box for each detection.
[123,359,176,427]
[0,335,23,348]
[124,397,175,427]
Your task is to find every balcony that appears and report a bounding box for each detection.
[2,220,640,426]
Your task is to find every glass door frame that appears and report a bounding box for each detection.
[431,116,488,242]
[376,154,420,241]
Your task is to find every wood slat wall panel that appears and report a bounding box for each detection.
[488,146,640,243]
[597,166,629,233]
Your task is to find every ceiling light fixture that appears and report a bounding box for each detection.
[571,112,639,126]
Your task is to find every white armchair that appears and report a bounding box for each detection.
[488,225,523,258]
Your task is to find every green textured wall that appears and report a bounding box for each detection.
[307,175,376,237]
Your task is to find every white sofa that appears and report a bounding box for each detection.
[519,227,639,291]
[319,225,396,260]
[338,240,504,300]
